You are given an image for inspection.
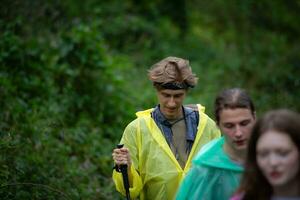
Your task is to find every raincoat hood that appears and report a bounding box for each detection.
[176,137,244,200]
[194,137,243,172]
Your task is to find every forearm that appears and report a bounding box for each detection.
[112,164,142,198]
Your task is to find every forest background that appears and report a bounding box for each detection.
[0,0,299,199]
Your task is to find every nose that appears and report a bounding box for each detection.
[167,97,176,107]
[234,125,243,138]
[269,153,280,167]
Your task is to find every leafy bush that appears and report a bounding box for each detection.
[0,0,299,199]
[0,18,135,199]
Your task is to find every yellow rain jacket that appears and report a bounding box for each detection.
[113,104,220,200]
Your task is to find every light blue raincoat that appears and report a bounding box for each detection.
[176,137,244,200]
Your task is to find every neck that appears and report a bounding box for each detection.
[223,143,246,164]
[161,105,184,120]
[273,178,300,197]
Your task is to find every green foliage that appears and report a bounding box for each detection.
[0,17,134,199]
[0,0,299,199]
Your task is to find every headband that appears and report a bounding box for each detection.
[154,82,194,90]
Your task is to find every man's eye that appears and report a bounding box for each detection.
[240,120,250,126]
[224,124,233,129]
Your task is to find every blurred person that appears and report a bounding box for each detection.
[176,88,256,200]
[112,56,221,200]
[231,109,300,200]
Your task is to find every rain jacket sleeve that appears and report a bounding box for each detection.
[112,119,143,199]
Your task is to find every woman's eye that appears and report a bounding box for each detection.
[257,151,269,158]
[277,150,290,157]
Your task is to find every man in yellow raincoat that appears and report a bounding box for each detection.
[112,56,220,200]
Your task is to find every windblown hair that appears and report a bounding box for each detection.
[148,56,198,90]
[237,109,300,200]
[214,88,255,125]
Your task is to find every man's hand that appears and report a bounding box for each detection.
[112,147,132,168]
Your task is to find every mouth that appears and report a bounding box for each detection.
[166,107,177,112]
[234,140,246,146]
[270,171,282,179]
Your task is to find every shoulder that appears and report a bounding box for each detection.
[125,118,139,129]
[136,108,153,118]
[123,108,156,135]
[186,104,218,127]
[195,104,218,127]
[125,108,154,127]
[194,137,244,171]
[193,138,223,163]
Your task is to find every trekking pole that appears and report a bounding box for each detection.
[117,144,131,200]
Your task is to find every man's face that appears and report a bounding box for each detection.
[219,108,256,153]
[157,89,187,120]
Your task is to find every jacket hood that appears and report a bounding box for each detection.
[193,137,243,172]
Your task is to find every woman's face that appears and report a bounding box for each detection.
[256,130,300,188]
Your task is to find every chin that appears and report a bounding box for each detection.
[235,145,247,151]
[269,180,286,187]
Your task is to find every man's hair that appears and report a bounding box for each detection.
[148,56,198,90]
[214,88,255,125]
[237,109,300,200]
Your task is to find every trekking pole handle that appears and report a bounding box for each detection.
[116,144,131,200]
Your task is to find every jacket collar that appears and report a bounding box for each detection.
[152,105,196,141]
